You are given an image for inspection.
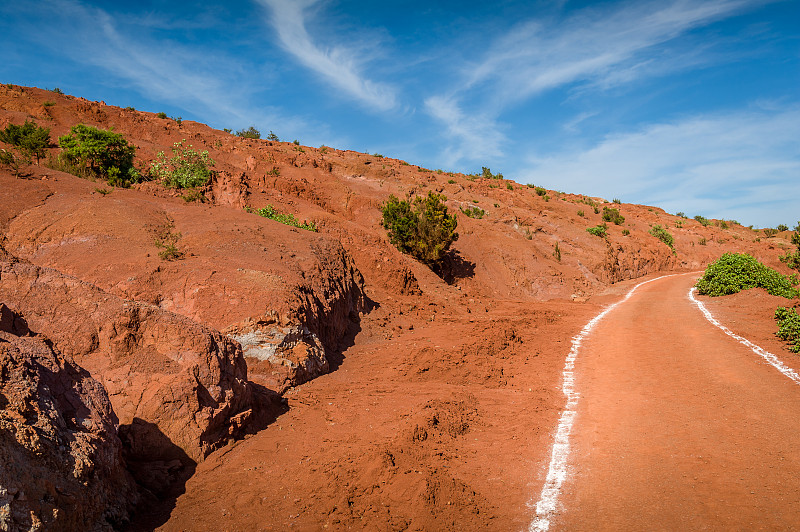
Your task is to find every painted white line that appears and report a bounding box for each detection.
[689,287,800,386]
[527,275,673,532]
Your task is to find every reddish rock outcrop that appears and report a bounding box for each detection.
[0,305,138,531]
[0,259,258,464]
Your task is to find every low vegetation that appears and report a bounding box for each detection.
[649,224,674,248]
[695,253,799,298]
[460,205,485,219]
[694,215,710,227]
[149,140,214,191]
[0,120,51,163]
[236,126,261,139]
[247,204,318,232]
[57,124,139,186]
[602,207,625,225]
[775,307,800,353]
[381,191,458,267]
[779,222,800,270]
[586,224,607,238]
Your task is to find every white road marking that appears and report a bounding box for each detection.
[689,287,800,386]
[527,275,672,531]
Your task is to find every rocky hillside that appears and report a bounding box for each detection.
[1,85,796,530]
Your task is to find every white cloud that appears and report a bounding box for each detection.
[468,0,769,103]
[520,106,800,227]
[256,0,397,112]
[5,0,315,139]
[424,95,506,168]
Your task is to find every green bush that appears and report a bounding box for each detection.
[777,224,789,232]
[649,224,674,248]
[676,211,687,218]
[460,205,485,219]
[763,228,778,238]
[0,120,51,163]
[267,131,280,141]
[694,215,710,226]
[481,166,502,180]
[779,223,800,270]
[58,124,138,186]
[622,228,630,236]
[535,186,546,197]
[247,205,317,232]
[612,198,621,204]
[149,140,214,189]
[587,224,607,238]
[156,112,167,119]
[775,307,800,352]
[381,191,458,266]
[236,126,261,139]
[695,253,799,298]
[602,207,625,225]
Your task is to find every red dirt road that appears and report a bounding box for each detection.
[553,273,800,530]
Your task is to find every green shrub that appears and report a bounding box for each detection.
[587,224,607,238]
[154,227,183,261]
[649,224,674,248]
[293,139,300,146]
[236,126,261,139]
[694,215,710,226]
[577,209,585,217]
[777,224,789,232]
[699,237,707,245]
[247,205,317,232]
[156,112,167,119]
[149,140,214,189]
[695,253,799,298]
[763,228,778,237]
[0,120,51,163]
[775,307,800,352]
[58,124,138,186]
[381,191,458,266]
[612,198,621,204]
[553,242,561,261]
[42,101,55,107]
[480,166,503,180]
[0,149,27,176]
[602,207,625,225]
[506,182,513,191]
[51,87,64,95]
[535,186,546,196]
[676,211,687,218]
[622,228,630,236]
[717,220,729,230]
[267,131,280,141]
[460,205,485,219]
[447,179,456,184]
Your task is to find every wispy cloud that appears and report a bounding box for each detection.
[469,0,768,103]
[425,0,773,169]
[521,105,800,227]
[424,95,506,168]
[256,0,397,112]
[2,0,318,140]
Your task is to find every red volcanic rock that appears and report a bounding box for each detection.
[0,305,138,531]
[0,259,257,464]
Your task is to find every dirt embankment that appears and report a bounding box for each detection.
[1,84,798,530]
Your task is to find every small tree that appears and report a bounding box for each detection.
[236,126,261,139]
[381,191,458,267]
[0,120,51,163]
[58,124,138,186]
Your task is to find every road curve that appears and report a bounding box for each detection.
[551,273,800,530]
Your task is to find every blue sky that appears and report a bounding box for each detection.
[1,0,798,227]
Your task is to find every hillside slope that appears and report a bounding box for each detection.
[1,85,796,530]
